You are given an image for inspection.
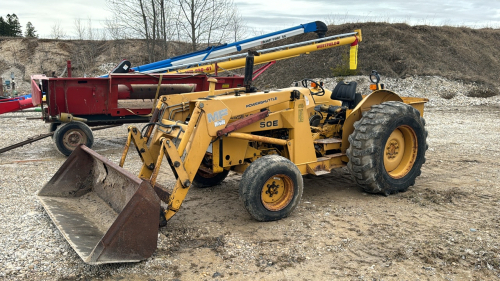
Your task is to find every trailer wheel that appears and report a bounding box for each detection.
[346,101,428,195]
[53,122,94,156]
[193,169,230,188]
[239,155,303,222]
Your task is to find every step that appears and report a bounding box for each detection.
[313,138,342,144]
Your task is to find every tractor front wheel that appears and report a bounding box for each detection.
[239,155,303,221]
[346,101,428,195]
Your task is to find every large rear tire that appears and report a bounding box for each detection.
[346,101,428,195]
[53,121,94,156]
[239,155,303,222]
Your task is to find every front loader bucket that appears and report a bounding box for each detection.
[38,145,160,264]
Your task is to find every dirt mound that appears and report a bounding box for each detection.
[1,22,500,94]
[254,22,500,90]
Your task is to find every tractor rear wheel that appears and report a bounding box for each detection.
[53,121,94,156]
[346,101,428,195]
[239,155,303,221]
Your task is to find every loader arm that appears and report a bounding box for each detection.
[132,86,309,221]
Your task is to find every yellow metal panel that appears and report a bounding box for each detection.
[244,145,261,159]
[301,153,345,176]
[280,99,316,165]
[341,90,407,154]
[401,97,428,116]
[234,112,283,133]
[211,139,224,173]
[233,163,250,174]
[411,103,425,117]
[198,100,233,137]
[220,138,249,167]
[323,142,341,151]
[160,88,243,121]
[199,88,296,116]
[349,44,358,70]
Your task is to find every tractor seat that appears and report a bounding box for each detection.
[330,81,362,109]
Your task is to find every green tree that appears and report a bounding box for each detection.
[6,14,22,36]
[25,21,37,37]
[0,16,7,36]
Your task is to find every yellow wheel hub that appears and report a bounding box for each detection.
[261,174,294,211]
[383,125,418,179]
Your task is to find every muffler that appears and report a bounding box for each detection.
[38,145,160,264]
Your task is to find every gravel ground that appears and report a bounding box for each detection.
[0,75,499,280]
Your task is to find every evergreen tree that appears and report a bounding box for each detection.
[0,16,7,36]
[6,14,22,37]
[25,21,37,38]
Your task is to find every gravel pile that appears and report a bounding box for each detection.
[319,75,500,108]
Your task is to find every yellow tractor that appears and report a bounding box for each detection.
[37,46,428,265]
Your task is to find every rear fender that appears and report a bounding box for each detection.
[341,90,403,153]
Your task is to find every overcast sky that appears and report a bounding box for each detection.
[4,0,500,38]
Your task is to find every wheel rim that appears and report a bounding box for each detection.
[261,174,294,211]
[62,129,87,150]
[383,125,418,179]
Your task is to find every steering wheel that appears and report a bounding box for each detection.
[301,79,325,96]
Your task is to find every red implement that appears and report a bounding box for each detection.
[0,96,34,114]
[31,73,244,124]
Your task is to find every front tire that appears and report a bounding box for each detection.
[53,121,94,156]
[239,155,303,222]
[346,101,428,195]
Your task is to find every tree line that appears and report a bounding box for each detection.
[3,1,248,68]
[106,0,247,62]
[45,0,248,64]
[0,13,37,37]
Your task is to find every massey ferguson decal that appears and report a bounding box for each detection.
[208,108,228,127]
[245,97,277,108]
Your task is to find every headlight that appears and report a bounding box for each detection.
[369,70,380,84]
